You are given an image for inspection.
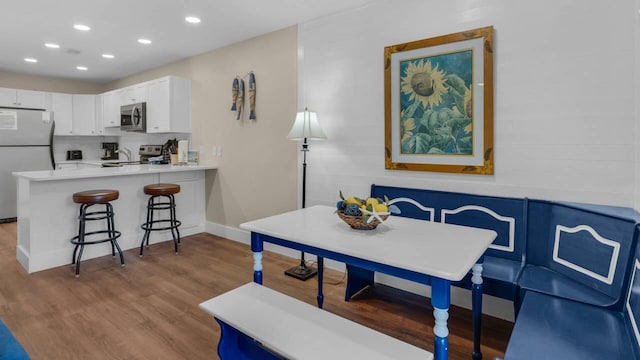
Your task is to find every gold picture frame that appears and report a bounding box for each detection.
[384,26,494,174]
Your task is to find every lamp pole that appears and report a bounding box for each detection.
[284,137,318,280]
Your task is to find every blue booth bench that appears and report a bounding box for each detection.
[344,185,640,358]
[345,184,528,305]
[504,229,640,359]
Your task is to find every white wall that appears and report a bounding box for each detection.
[299,0,637,208]
[297,0,637,320]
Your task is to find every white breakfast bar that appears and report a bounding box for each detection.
[240,205,497,360]
[13,164,216,273]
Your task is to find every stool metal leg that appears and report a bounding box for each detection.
[72,204,86,265]
[140,196,154,257]
[170,194,181,245]
[75,204,89,277]
[106,203,125,267]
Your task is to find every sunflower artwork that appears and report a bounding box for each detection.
[400,52,473,156]
[384,26,494,174]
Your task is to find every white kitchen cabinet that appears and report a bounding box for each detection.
[72,94,97,135]
[51,93,73,136]
[146,76,191,133]
[122,84,147,104]
[94,94,104,135]
[102,90,122,127]
[0,87,49,109]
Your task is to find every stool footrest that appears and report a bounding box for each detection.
[70,230,122,245]
[141,219,182,231]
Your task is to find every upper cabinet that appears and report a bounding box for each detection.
[146,76,191,133]
[102,90,122,127]
[122,84,147,104]
[0,88,49,110]
[72,94,97,136]
[51,93,73,136]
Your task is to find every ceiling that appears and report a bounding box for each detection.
[0,0,377,84]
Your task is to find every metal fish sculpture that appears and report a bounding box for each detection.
[248,72,256,120]
[231,78,239,111]
[236,79,245,120]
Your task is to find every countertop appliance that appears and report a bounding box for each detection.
[101,142,118,160]
[139,144,164,164]
[0,108,54,222]
[121,102,146,132]
[66,150,82,160]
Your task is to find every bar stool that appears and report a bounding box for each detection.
[140,183,182,256]
[70,189,125,277]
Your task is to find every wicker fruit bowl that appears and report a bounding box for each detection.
[336,191,395,230]
[337,211,389,230]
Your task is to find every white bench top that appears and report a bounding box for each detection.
[199,283,434,360]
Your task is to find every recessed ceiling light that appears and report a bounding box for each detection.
[45,43,60,49]
[138,38,152,45]
[76,66,88,71]
[73,24,91,31]
[102,54,115,59]
[24,58,38,63]
[185,16,201,24]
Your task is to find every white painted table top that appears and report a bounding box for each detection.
[12,164,217,181]
[240,205,497,281]
[200,282,434,360]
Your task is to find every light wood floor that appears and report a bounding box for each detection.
[0,222,513,359]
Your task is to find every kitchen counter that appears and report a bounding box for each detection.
[13,163,217,273]
[14,163,217,181]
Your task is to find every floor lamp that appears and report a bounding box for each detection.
[284,108,326,280]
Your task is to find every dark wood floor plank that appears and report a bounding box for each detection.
[0,223,512,359]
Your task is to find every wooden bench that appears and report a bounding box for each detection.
[199,283,433,360]
[346,184,527,307]
[503,236,640,359]
[518,200,640,311]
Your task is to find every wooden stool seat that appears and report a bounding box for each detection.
[73,190,119,204]
[143,184,180,196]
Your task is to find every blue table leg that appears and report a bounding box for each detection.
[471,263,483,360]
[431,277,451,360]
[317,256,324,308]
[250,233,263,285]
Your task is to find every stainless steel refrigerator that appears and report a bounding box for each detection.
[0,109,55,222]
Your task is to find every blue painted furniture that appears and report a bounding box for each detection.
[199,283,434,360]
[0,320,30,360]
[518,200,640,311]
[346,185,527,304]
[240,205,496,360]
[503,229,640,359]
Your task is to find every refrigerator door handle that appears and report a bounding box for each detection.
[49,120,55,170]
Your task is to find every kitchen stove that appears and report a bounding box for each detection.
[138,145,164,164]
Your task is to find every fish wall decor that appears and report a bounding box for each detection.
[231,78,239,111]
[248,72,256,120]
[236,79,245,120]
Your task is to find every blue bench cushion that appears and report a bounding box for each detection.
[504,291,639,360]
[0,320,29,360]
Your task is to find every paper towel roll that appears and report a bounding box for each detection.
[178,140,189,164]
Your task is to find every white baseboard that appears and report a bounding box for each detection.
[205,221,514,322]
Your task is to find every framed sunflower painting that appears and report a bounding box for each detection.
[384,26,494,174]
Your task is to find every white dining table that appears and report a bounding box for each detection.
[240,205,497,360]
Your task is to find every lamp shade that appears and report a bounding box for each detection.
[287,108,327,140]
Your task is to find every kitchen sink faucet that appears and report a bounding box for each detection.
[116,147,132,161]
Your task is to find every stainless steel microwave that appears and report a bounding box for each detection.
[121,102,146,132]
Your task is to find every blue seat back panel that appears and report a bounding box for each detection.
[371,184,526,262]
[527,200,638,301]
[624,242,640,354]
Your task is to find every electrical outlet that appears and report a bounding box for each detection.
[217,146,222,157]
[212,145,217,157]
